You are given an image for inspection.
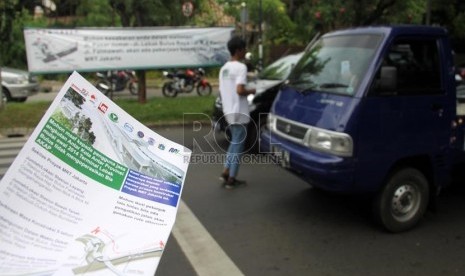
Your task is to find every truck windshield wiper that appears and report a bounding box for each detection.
[300,88,315,95]
[283,82,317,95]
[318,82,348,89]
[284,79,318,93]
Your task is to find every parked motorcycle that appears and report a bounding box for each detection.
[162,68,212,97]
[95,70,138,96]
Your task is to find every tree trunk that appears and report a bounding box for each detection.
[137,70,147,104]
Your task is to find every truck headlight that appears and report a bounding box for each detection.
[304,127,353,157]
[266,113,277,130]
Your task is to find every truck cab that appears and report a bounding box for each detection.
[260,26,465,232]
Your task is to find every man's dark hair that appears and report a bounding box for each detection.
[227,36,246,56]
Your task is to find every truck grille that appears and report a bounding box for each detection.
[275,118,309,140]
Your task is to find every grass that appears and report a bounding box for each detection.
[116,96,215,126]
[0,96,215,130]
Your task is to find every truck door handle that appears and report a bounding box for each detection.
[431,103,443,111]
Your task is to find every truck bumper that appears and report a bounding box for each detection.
[260,131,357,193]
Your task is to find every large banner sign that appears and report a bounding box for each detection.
[24,27,234,73]
[0,72,191,275]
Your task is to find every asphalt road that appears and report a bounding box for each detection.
[157,126,465,276]
[2,127,465,275]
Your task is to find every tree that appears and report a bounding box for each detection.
[218,0,297,65]
[77,117,95,144]
[0,0,17,66]
[248,0,296,44]
[0,0,15,42]
[75,0,117,27]
[429,0,465,38]
[0,1,48,68]
[104,0,212,103]
[3,0,465,79]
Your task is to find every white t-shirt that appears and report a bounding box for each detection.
[219,61,250,125]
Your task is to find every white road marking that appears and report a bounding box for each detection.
[172,200,244,276]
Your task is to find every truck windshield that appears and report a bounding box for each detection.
[287,34,383,96]
[258,53,302,81]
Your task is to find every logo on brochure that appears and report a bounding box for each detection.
[109,113,119,123]
[169,148,180,154]
[98,103,109,113]
[148,137,155,146]
[124,123,134,133]
[158,144,166,150]
[137,131,144,138]
[90,94,97,103]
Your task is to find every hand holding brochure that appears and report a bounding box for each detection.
[0,72,191,275]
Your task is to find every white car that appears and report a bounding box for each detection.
[1,67,40,102]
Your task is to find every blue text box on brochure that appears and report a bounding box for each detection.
[122,170,181,207]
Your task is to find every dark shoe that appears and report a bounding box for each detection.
[219,172,229,183]
[224,178,247,189]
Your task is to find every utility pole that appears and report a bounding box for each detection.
[240,2,248,40]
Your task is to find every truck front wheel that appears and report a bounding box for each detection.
[373,168,429,233]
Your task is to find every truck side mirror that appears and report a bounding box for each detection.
[455,74,463,87]
[379,66,397,92]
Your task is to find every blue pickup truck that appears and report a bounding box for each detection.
[260,25,465,232]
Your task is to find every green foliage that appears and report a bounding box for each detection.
[116,96,215,125]
[217,0,242,19]
[74,116,95,144]
[429,0,465,40]
[251,0,297,44]
[194,0,222,27]
[0,0,15,43]
[384,0,426,24]
[51,110,73,129]
[2,0,465,69]
[0,101,50,128]
[50,108,96,144]
[109,0,205,27]
[453,12,465,37]
[75,0,118,27]
[1,8,47,68]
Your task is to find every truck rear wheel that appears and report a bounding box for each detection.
[373,168,429,233]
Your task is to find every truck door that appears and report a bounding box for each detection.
[356,36,452,190]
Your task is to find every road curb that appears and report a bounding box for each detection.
[0,128,34,138]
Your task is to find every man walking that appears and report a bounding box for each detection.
[219,36,256,189]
